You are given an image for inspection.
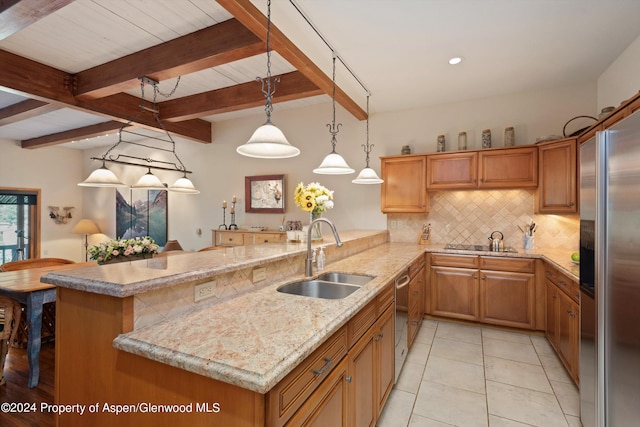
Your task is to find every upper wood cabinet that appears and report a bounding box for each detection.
[380,155,428,213]
[426,146,538,191]
[536,138,577,214]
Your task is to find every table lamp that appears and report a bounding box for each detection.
[72,219,101,261]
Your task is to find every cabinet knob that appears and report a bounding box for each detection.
[473,274,478,280]
[481,275,487,281]
[346,376,352,383]
[569,201,575,207]
[378,333,384,338]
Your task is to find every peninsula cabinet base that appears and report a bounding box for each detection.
[55,287,264,427]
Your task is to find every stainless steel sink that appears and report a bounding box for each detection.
[316,272,375,286]
[277,280,362,299]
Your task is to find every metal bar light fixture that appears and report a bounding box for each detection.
[236,0,300,159]
[353,95,383,184]
[78,77,199,194]
[313,52,354,175]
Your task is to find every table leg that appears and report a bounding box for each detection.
[25,291,44,388]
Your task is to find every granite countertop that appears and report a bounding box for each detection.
[112,242,425,394]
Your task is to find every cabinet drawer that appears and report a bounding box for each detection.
[409,255,426,278]
[217,231,244,246]
[253,232,286,244]
[480,256,534,273]
[431,253,479,269]
[377,282,395,314]
[348,299,377,347]
[544,262,580,303]
[267,325,348,427]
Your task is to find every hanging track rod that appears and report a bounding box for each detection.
[288,0,370,96]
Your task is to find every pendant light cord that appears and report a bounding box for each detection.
[327,52,341,153]
[259,0,279,123]
[362,95,373,167]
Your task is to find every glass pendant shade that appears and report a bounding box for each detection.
[78,165,126,187]
[352,167,384,184]
[169,176,200,194]
[237,123,300,158]
[132,170,165,190]
[313,152,355,174]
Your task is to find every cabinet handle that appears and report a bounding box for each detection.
[374,336,381,342]
[411,320,419,326]
[546,271,552,276]
[378,333,384,339]
[569,201,575,206]
[481,275,487,280]
[559,280,567,287]
[346,376,352,383]
[312,357,333,375]
[473,274,478,279]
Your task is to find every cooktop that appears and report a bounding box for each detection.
[444,243,518,253]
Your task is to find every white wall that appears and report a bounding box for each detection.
[78,81,596,251]
[0,139,87,261]
[598,35,640,111]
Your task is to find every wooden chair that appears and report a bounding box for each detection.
[0,297,21,385]
[0,257,75,272]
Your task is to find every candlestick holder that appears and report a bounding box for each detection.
[218,207,228,230]
[229,200,238,230]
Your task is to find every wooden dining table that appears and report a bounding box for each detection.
[0,261,95,388]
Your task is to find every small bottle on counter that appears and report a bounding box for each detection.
[317,247,325,270]
[458,132,467,150]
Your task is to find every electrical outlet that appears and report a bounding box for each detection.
[252,267,267,283]
[194,281,216,302]
[390,220,398,229]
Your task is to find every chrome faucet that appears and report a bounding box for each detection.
[306,217,343,276]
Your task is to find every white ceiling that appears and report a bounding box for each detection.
[1,0,639,149]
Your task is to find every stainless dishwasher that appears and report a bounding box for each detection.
[394,271,410,383]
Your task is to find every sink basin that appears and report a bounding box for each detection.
[277,280,362,299]
[316,272,375,286]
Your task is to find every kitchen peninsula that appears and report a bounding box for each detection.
[42,230,421,426]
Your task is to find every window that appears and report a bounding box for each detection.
[0,188,40,263]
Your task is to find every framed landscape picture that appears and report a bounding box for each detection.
[245,174,285,213]
[116,187,168,245]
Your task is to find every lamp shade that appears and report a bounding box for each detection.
[132,171,166,190]
[313,152,355,175]
[237,123,300,159]
[78,166,126,187]
[352,167,384,184]
[162,240,183,252]
[71,219,101,235]
[169,176,200,194]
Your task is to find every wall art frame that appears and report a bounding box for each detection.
[244,174,285,213]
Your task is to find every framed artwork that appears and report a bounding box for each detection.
[245,174,285,213]
[116,187,168,245]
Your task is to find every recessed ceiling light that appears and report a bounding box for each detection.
[448,57,463,65]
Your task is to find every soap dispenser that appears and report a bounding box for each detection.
[317,247,325,270]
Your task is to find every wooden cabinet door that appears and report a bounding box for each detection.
[407,266,425,348]
[545,280,559,348]
[536,139,577,213]
[478,146,538,188]
[286,359,348,427]
[479,270,535,329]
[558,291,579,381]
[380,155,428,213]
[430,266,478,321]
[376,306,395,416]
[347,328,376,427]
[426,152,478,190]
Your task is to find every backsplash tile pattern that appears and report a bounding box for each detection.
[387,190,579,250]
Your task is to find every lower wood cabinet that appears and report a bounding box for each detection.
[430,254,537,329]
[407,255,426,348]
[544,261,580,384]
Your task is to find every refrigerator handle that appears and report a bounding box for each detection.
[595,130,607,427]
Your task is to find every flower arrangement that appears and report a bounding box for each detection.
[88,236,159,264]
[294,182,334,214]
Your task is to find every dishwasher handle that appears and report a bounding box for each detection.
[395,274,410,290]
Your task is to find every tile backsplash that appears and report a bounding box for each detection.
[387,189,579,250]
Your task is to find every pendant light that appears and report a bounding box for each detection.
[353,95,383,184]
[314,52,354,174]
[236,0,300,159]
[78,77,199,194]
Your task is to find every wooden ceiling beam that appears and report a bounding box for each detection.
[0,99,59,125]
[74,18,265,100]
[0,0,75,40]
[21,120,124,149]
[160,71,322,121]
[0,49,212,144]
[216,0,367,121]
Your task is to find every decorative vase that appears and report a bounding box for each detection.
[458,132,467,150]
[98,253,153,265]
[504,127,515,146]
[437,135,446,152]
[310,211,323,241]
[482,129,492,148]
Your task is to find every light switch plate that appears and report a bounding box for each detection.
[252,267,267,283]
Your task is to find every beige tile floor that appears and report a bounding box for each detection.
[378,320,582,427]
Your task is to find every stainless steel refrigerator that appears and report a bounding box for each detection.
[580,110,640,427]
